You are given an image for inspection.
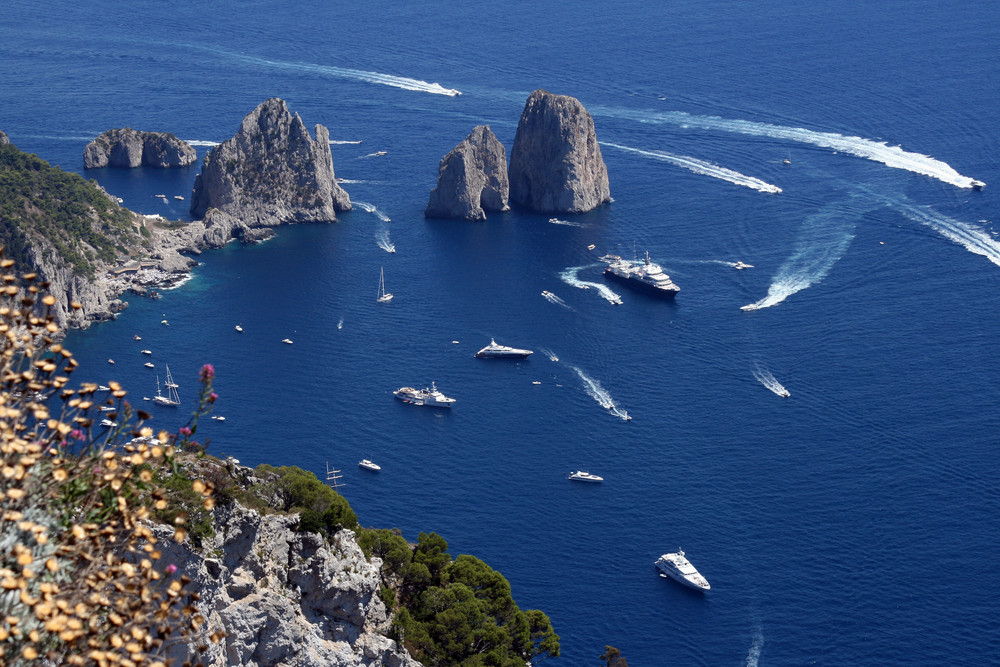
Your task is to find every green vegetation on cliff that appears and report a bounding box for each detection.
[0,143,139,277]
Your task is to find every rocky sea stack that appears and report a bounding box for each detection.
[190,98,350,227]
[425,125,509,221]
[508,89,610,214]
[83,128,197,168]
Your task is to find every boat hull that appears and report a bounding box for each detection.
[475,350,532,359]
[604,269,679,299]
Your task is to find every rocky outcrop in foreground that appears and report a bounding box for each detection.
[157,490,420,667]
[0,130,9,145]
[83,128,197,168]
[425,125,509,221]
[508,89,610,214]
[190,98,351,236]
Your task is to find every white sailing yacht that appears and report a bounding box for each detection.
[377,267,393,303]
[152,365,180,406]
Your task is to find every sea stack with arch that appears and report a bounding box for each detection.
[425,125,510,221]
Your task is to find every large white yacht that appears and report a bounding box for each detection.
[567,470,603,483]
[655,549,710,591]
[393,382,456,408]
[358,459,381,471]
[474,338,533,359]
[600,251,680,298]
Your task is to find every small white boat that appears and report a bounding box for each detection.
[144,362,154,368]
[100,419,117,428]
[211,415,226,422]
[377,267,393,303]
[99,406,115,412]
[655,549,710,591]
[133,335,141,341]
[282,338,294,345]
[732,261,754,270]
[154,194,166,198]
[587,244,596,250]
[358,459,381,471]
[161,319,169,326]
[98,385,110,391]
[141,349,152,355]
[173,195,184,200]
[971,179,985,190]
[235,325,243,333]
[107,359,115,364]
[567,470,603,483]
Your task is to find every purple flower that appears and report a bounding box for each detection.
[208,392,218,404]
[199,364,215,381]
[165,564,178,575]
[179,426,192,437]
[70,429,85,441]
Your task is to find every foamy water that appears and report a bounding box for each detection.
[603,142,782,193]
[571,366,631,421]
[376,229,395,254]
[889,200,1000,268]
[593,106,983,188]
[752,364,790,397]
[559,265,623,305]
[353,201,391,222]
[541,291,573,310]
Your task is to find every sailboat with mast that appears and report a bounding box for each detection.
[152,365,180,406]
[377,267,393,303]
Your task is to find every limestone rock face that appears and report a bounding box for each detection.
[156,494,421,667]
[508,89,611,213]
[189,98,351,226]
[425,125,509,221]
[0,130,9,145]
[83,128,196,168]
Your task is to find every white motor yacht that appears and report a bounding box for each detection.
[567,470,603,483]
[655,549,710,591]
[358,459,381,471]
[394,382,456,408]
[475,338,533,359]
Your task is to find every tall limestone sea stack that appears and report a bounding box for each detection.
[83,128,197,168]
[425,125,509,221]
[508,89,611,214]
[190,98,351,230]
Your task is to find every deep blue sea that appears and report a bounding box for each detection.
[3,2,1000,664]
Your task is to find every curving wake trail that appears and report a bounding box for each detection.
[559,265,623,305]
[889,200,1000,269]
[375,229,395,254]
[571,366,631,421]
[741,200,859,310]
[592,106,983,189]
[603,142,782,193]
[541,291,574,310]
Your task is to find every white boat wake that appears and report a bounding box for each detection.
[195,46,462,96]
[603,142,782,194]
[184,139,220,147]
[538,347,559,362]
[752,364,790,398]
[890,200,1000,268]
[541,291,573,310]
[746,628,764,667]
[741,200,857,310]
[353,201,391,222]
[571,366,631,421]
[548,217,587,227]
[559,265,623,305]
[376,229,396,254]
[337,317,343,330]
[329,140,362,144]
[592,106,984,189]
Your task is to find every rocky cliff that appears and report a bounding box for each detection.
[83,128,197,168]
[157,497,421,667]
[0,130,9,145]
[425,125,509,221]
[190,98,351,231]
[508,89,611,214]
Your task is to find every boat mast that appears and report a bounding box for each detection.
[326,461,345,493]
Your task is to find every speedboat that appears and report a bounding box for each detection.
[474,338,533,359]
[358,459,381,471]
[655,549,710,591]
[732,261,754,270]
[100,419,117,428]
[394,382,456,408]
[211,415,226,421]
[133,335,141,341]
[141,349,152,355]
[235,325,243,333]
[144,362,154,368]
[173,195,184,200]
[971,179,985,190]
[107,359,115,364]
[567,470,603,483]
[282,338,293,345]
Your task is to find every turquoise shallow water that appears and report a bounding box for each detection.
[4,1,1000,663]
